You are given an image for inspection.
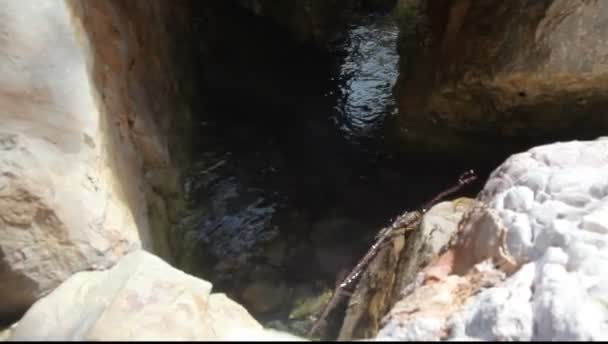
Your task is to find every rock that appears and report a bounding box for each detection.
[0,0,193,320]
[9,250,304,341]
[391,198,480,298]
[339,198,477,340]
[394,0,608,154]
[377,137,608,341]
[0,114,140,320]
[376,262,506,341]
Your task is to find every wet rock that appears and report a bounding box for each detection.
[394,0,608,154]
[9,250,302,341]
[377,137,608,341]
[0,130,139,322]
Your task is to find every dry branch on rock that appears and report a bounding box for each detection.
[307,170,477,338]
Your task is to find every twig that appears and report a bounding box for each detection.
[306,169,477,338]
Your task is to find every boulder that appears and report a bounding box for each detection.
[9,250,304,341]
[377,137,608,341]
[394,0,608,154]
[0,131,139,322]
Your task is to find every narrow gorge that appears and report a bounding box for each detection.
[2,0,608,341]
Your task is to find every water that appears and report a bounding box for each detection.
[181,2,484,338]
[331,15,400,146]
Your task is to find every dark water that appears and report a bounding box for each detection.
[181,1,491,338]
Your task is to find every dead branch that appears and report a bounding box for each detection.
[307,169,477,338]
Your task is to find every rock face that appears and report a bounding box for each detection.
[377,137,608,341]
[394,0,608,153]
[0,0,192,322]
[9,250,304,341]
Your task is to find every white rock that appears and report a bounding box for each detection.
[9,251,305,341]
[499,210,534,260]
[581,205,608,234]
[456,263,536,341]
[378,138,608,341]
[502,186,534,212]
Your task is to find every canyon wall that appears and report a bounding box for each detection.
[237,0,397,47]
[0,0,192,322]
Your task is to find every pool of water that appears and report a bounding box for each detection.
[179,1,488,338]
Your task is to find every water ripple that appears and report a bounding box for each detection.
[332,14,400,143]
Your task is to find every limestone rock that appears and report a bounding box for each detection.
[377,137,608,341]
[394,0,608,154]
[9,250,304,341]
